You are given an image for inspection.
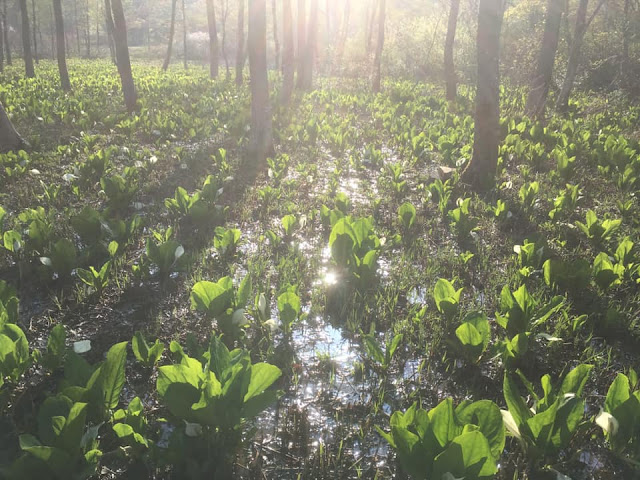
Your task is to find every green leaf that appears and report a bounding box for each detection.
[190,278,234,317]
[93,341,128,414]
[56,402,88,454]
[432,430,497,479]
[244,363,282,402]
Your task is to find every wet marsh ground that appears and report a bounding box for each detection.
[1,61,640,479]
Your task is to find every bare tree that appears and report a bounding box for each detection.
[462,0,504,191]
[272,0,280,70]
[181,0,187,69]
[281,0,294,103]
[248,0,273,163]
[295,0,305,87]
[299,0,317,90]
[0,103,27,153]
[444,0,460,102]
[372,0,385,93]
[109,0,137,112]
[206,0,219,78]
[163,0,178,71]
[220,0,230,76]
[53,0,71,91]
[526,0,563,120]
[19,0,35,77]
[2,0,11,65]
[556,0,605,112]
[236,0,245,85]
[31,0,38,63]
[104,0,116,63]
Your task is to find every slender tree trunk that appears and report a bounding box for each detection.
[163,0,177,71]
[526,0,563,120]
[622,0,630,69]
[236,0,245,85]
[272,0,280,70]
[0,8,4,72]
[2,0,11,65]
[31,0,38,63]
[85,0,90,57]
[50,4,55,58]
[295,0,305,88]
[281,0,294,103]
[0,103,27,153]
[206,0,219,78]
[220,0,229,76]
[74,0,80,55]
[462,0,504,191]
[53,0,71,91]
[299,0,317,90]
[366,0,376,56]
[19,0,35,77]
[96,0,100,56]
[248,0,273,164]
[105,0,116,63]
[181,0,187,69]
[372,0,385,93]
[334,0,349,74]
[109,0,137,112]
[444,0,460,102]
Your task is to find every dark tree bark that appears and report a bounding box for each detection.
[31,0,38,63]
[109,0,138,112]
[295,0,305,88]
[462,0,504,191]
[372,0,385,93]
[104,0,116,63]
[0,103,27,153]
[163,0,177,71]
[272,0,280,70]
[556,0,604,112]
[248,0,273,164]
[19,0,35,77]
[0,8,4,72]
[53,0,72,91]
[299,0,317,90]
[206,0,219,78]
[236,0,245,85]
[444,0,460,102]
[281,0,294,103]
[181,0,187,69]
[2,0,11,65]
[526,0,563,120]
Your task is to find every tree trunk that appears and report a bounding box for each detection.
[53,0,72,91]
[2,0,11,65]
[295,0,305,88]
[31,0,38,63]
[525,0,563,120]
[19,0,35,77]
[220,0,229,76]
[96,0,100,56]
[334,0,349,75]
[85,0,90,57]
[74,0,80,55]
[181,0,187,69]
[272,0,280,71]
[281,0,294,103]
[163,0,177,70]
[299,0,317,90]
[0,8,4,72]
[557,0,588,112]
[206,0,219,78]
[372,0,385,93]
[236,0,245,85]
[366,0,376,56]
[444,0,460,102]
[462,0,504,191]
[109,0,138,112]
[248,0,273,164]
[104,0,116,63]
[622,0,630,70]
[0,103,27,153]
